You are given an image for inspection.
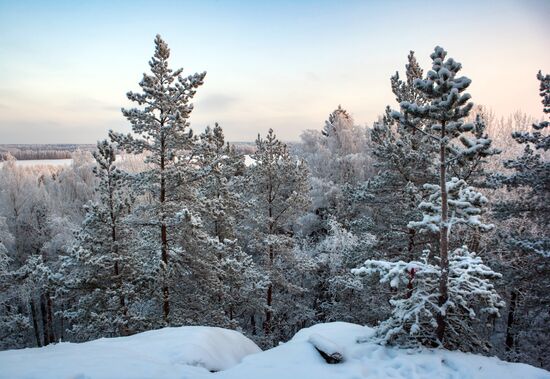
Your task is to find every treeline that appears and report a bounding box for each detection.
[0,37,548,369]
[0,144,96,161]
[0,143,256,162]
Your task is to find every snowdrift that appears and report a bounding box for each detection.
[217,322,550,379]
[0,326,261,379]
[1,322,548,379]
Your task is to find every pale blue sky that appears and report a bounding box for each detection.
[0,0,548,143]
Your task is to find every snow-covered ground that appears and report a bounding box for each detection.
[1,323,548,379]
[0,155,256,168]
[0,326,261,379]
[0,158,73,168]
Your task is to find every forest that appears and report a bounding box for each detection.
[0,35,548,371]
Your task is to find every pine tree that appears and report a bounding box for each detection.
[0,216,29,349]
[197,123,245,242]
[110,35,206,323]
[61,140,137,340]
[492,71,549,366]
[496,70,549,257]
[195,124,267,329]
[355,47,503,349]
[245,129,311,345]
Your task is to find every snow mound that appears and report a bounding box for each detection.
[1,323,548,379]
[216,322,550,379]
[0,326,261,379]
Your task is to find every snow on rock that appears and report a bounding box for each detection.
[0,326,261,379]
[215,322,550,379]
[307,333,344,363]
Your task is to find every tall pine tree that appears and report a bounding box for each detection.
[110,35,206,323]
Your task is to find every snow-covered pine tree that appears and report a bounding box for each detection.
[60,140,137,340]
[492,71,549,367]
[496,70,549,257]
[195,124,267,329]
[244,129,311,346]
[218,238,268,330]
[0,216,29,350]
[11,254,53,348]
[354,47,504,349]
[197,123,245,242]
[110,35,206,324]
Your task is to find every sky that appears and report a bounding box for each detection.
[0,0,549,144]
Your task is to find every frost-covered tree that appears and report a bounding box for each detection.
[496,70,549,257]
[355,47,503,349]
[110,35,206,323]
[218,239,268,330]
[195,124,267,329]
[299,106,371,230]
[0,216,28,349]
[492,71,549,367]
[301,218,377,324]
[60,141,141,340]
[244,129,311,346]
[197,123,245,241]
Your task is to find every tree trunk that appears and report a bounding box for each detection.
[40,293,50,346]
[109,175,127,331]
[264,282,273,335]
[46,291,55,343]
[505,289,518,351]
[436,121,449,343]
[29,299,42,347]
[406,227,416,298]
[264,174,274,337]
[250,313,256,335]
[160,136,170,324]
[59,302,64,342]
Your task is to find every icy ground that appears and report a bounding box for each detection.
[1,322,549,379]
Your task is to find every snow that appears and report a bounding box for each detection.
[1,323,548,379]
[0,158,72,168]
[0,326,261,379]
[215,322,549,379]
[243,154,256,167]
[308,333,343,358]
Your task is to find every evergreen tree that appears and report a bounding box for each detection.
[355,47,503,349]
[110,35,206,323]
[196,124,267,330]
[0,216,29,349]
[245,129,311,346]
[496,70,549,257]
[492,71,549,367]
[61,140,138,340]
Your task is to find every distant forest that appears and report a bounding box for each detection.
[0,145,95,161]
[0,143,256,161]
